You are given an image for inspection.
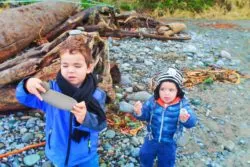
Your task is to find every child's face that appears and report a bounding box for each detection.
[60,51,92,88]
[159,81,178,104]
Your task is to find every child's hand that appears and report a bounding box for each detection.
[72,101,87,124]
[179,108,190,123]
[134,101,142,116]
[26,78,46,101]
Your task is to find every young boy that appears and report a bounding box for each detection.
[133,67,197,167]
[16,35,107,167]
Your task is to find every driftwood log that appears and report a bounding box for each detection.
[0,1,77,63]
[0,2,190,112]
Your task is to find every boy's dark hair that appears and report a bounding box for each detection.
[59,35,92,66]
[154,79,185,100]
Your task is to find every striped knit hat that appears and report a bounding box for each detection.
[156,67,183,88]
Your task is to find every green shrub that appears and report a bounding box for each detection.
[80,0,114,9]
[203,77,214,85]
[138,0,215,13]
[81,0,97,9]
[120,2,134,11]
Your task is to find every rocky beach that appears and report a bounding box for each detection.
[0,19,250,167]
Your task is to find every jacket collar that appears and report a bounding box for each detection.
[156,97,180,108]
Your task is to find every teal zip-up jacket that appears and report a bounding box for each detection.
[135,96,196,143]
[16,80,107,166]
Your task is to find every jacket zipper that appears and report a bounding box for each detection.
[48,129,52,149]
[158,108,165,142]
[88,138,91,154]
[65,113,73,166]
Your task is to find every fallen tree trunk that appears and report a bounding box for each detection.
[0,31,69,86]
[0,1,77,63]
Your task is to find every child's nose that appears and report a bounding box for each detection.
[68,67,75,72]
[164,90,169,93]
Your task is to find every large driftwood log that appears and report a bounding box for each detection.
[0,32,69,86]
[0,1,77,63]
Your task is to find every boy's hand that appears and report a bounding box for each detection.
[179,108,190,123]
[26,78,46,101]
[72,101,87,124]
[134,101,142,116]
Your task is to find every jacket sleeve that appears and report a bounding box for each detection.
[15,79,46,112]
[73,89,107,132]
[80,112,107,131]
[181,99,197,128]
[133,97,153,122]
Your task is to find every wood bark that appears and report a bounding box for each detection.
[0,31,69,87]
[0,85,26,111]
[0,1,77,63]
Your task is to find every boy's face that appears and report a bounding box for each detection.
[60,51,92,88]
[159,81,178,104]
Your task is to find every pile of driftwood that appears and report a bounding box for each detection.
[0,1,189,112]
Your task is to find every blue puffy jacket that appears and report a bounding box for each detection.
[135,96,197,143]
[16,80,107,166]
